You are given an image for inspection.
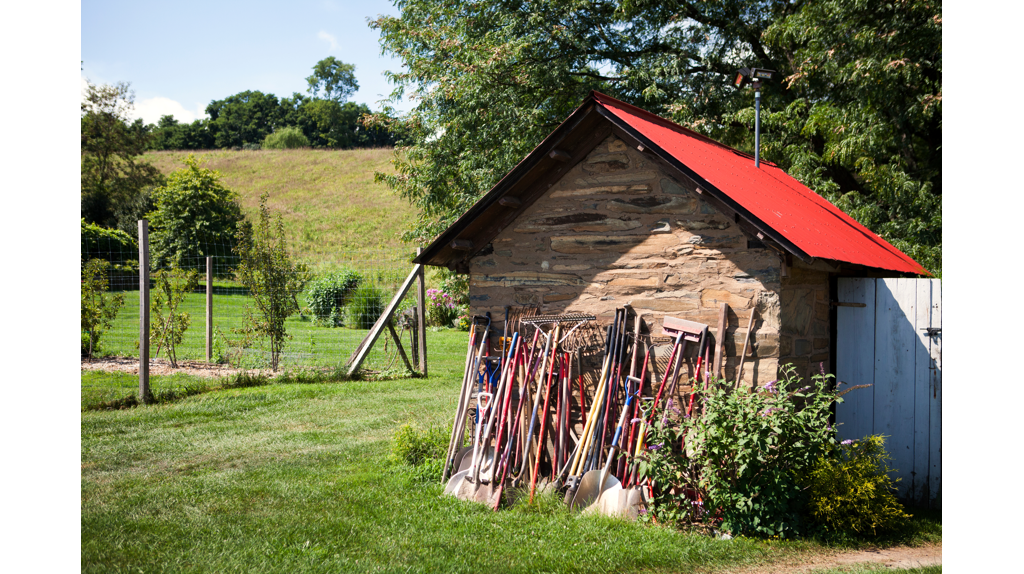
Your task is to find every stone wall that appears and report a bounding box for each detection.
[467,134,785,390]
[779,261,832,381]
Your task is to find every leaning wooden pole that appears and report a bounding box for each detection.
[138,220,151,404]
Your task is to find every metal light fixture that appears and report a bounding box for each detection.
[734,67,776,168]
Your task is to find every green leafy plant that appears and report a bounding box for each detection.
[804,435,910,537]
[150,267,200,368]
[305,269,362,326]
[262,126,310,149]
[638,365,842,538]
[148,154,246,270]
[232,193,311,370]
[81,259,125,358]
[345,284,386,329]
[390,423,449,483]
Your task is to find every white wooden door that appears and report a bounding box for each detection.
[835,278,941,505]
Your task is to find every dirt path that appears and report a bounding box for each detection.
[81,356,272,379]
[730,542,941,573]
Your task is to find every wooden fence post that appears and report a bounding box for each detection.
[416,247,428,377]
[206,255,213,363]
[138,220,151,404]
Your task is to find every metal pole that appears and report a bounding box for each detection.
[754,87,761,168]
[206,255,213,363]
[138,220,151,404]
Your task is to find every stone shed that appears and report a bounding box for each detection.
[414,92,927,386]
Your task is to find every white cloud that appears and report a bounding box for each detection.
[318,30,338,50]
[132,97,208,125]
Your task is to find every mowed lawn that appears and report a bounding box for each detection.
[82,330,940,573]
[82,331,781,573]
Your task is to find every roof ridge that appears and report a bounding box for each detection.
[589,90,777,167]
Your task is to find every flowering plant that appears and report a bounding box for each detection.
[425,288,460,327]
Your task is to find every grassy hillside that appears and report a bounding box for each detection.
[141,148,415,262]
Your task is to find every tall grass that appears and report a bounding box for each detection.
[140,149,415,261]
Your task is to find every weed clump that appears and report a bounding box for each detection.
[390,423,449,483]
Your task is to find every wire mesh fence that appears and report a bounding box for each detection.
[82,225,422,406]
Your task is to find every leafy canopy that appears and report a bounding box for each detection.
[306,56,359,102]
[148,154,246,270]
[371,0,941,274]
[81,79,164,232]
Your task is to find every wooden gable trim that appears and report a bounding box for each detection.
[415,102,613,267]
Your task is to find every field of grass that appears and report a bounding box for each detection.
[82,330,940,573]
[140,148,416,261]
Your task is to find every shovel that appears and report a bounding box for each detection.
[570,393,635,514]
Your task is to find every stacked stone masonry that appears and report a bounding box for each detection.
[468,134,836,392]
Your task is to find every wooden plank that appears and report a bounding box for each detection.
[206,256,213,363]
[873,278,918,498]
[346,264,422,376]
[835,278,875,442]
[912,279,932,503]
[386,319,415,374]
[714,303,728,380]
[416,248,427,376]
[927,279,942,505]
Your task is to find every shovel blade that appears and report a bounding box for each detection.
[570,470,621,511]
[444,470,469,496]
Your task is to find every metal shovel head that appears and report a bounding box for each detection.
[583,484,644,519]
[443,469,469,496]
[570,470,620,511]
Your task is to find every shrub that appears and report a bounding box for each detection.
[81,259,125,358]
[346,284,386,329]
[305,269,362,326]
[638,365,841,538]
[426,288,459,327]
[81,219,137,264]
[262,126,309,149]
[150,268,200,367]
[804,435,910,536]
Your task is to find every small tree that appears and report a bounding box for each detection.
[81,259,125,357]
[148,154,245,270]
[232,194,310,370]
[150,268,199,367]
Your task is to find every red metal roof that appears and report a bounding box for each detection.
[592,92,928,276]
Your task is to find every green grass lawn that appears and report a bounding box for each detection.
[82,330,940,573]
[94,286,418,373]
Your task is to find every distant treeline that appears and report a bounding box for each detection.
[146,90,405,151]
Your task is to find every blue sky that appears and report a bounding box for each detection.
[82,0,413,125]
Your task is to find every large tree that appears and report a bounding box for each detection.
[306,56,359,102]
[371,0,941,274]
[81,79,165,231]
[206,90,286,149]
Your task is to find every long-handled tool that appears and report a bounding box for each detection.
[570,392,635,514]
[563,325,615,503]
[442,315,491,483]
[529,324,560,503]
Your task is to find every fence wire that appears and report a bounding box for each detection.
[82,229,420,406]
